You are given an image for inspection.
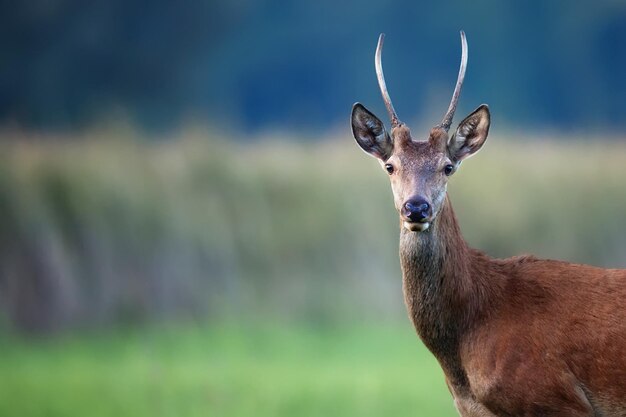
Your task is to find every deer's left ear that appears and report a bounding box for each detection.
[448,104,490,162]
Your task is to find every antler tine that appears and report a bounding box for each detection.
[375,33,401,128]
[440,31,468,132]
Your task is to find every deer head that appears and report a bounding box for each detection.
[351,32,490,232]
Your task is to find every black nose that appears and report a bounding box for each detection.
[402,199,432,222]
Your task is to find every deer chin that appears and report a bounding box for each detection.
[403,221,430,232]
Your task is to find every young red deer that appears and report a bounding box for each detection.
[351,32,626,416]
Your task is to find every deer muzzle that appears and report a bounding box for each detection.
[402,198,432,232]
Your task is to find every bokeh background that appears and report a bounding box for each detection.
[1,1,625,416]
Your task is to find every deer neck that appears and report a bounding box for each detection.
[399,194,486,384]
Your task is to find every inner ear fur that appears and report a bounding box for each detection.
[448,104,490,162]
[351,103,393,160]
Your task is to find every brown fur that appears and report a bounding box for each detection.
[354,118,626,416]
[401,195,626,416]
[351,33,626,416]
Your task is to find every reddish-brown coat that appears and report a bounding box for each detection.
[351,31,626,416]
[402,196,626,416]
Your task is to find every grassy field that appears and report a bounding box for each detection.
[0,322,457,417]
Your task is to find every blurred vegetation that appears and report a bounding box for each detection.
[0,131,625,416]
[0,131,398,332]
[1,131,625,333]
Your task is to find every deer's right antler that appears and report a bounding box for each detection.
[375,34,401,128]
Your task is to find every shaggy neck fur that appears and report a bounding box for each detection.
[400,195,500,389]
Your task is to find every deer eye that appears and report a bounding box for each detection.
[385,163,394,174]
[444,164,455,176]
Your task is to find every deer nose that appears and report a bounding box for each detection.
[403,199,432,222]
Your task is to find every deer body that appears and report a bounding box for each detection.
[351,33,626,416]
[402,196,626,416]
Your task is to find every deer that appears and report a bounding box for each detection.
[350,31,626,417]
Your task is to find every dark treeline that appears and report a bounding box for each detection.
[1,0,626,134]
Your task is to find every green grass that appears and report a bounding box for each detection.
[0,322,457,417]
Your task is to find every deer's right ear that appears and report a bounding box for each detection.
[351,103,393,160]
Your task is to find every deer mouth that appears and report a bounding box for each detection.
[403,221,430,232]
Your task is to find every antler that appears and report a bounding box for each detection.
[375,34,401,128]
[439,31,468,131]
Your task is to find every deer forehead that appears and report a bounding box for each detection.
[390,135,448,172]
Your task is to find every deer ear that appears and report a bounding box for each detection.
[351,103,393,160]
[448,104,490,162]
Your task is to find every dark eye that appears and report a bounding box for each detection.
[385,163,394,174]
[444,164,454,176]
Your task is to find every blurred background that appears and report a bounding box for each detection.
[1,1,625,416]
